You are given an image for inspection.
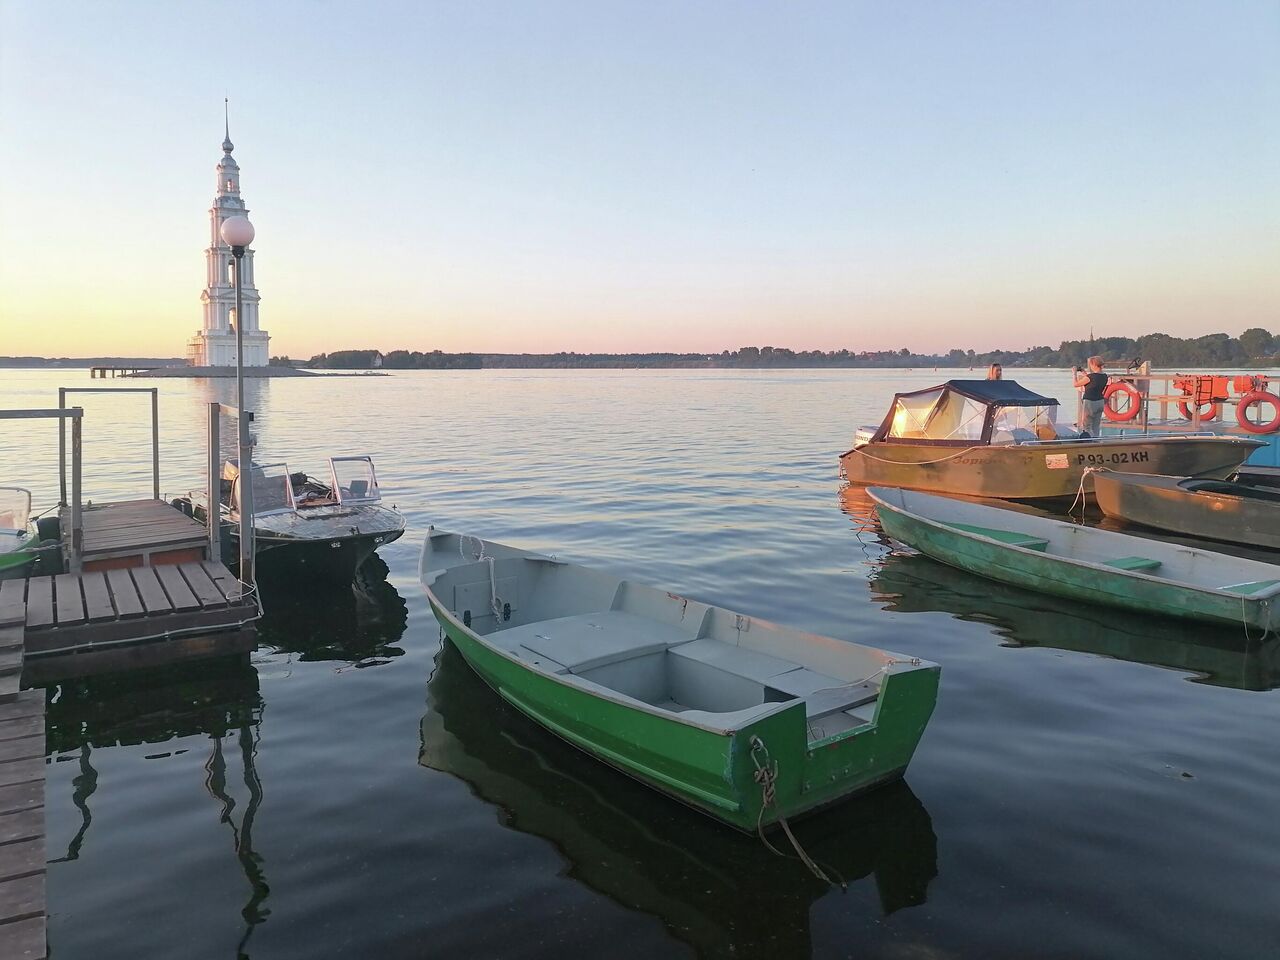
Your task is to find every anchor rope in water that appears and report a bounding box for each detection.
[749,736,845,890]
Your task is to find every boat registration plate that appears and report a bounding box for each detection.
[1045,454,1069,470]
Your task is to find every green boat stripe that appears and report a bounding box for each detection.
[497,685,743,814]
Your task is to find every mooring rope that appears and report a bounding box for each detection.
[460,534,504,618]
[749,736,845,890]
[1067,466,1100,517]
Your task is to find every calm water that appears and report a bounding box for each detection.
[2,367,1278,959]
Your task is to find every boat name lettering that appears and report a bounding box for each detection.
[1076,451,1150,466]
[956,456,992,465]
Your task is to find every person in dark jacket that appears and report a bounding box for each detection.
[1073,356,1108,437]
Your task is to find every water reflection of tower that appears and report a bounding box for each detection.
[419,644,938,956]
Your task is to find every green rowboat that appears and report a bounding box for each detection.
[418,528,939,832]
[868,486,1280,631]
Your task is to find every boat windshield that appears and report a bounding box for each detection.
[231,462,296,517]
[991,404,1059,443]
[330,457,381,504]
[886,389,989,442]
[0,488,31,534]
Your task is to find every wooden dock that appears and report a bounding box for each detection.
[2,562,258,663]
[0,611,45,959]
[61,500,209,572]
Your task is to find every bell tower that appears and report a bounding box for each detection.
[188,101,270,366]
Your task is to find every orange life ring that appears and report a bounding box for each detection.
[1178,399,1222,421]
[1103,382,1142,422]
[1236,391,1280,434]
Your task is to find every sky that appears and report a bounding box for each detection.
[1,1,1277,358]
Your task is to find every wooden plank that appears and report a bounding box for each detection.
[0,809,42,846]
[0,624,21,652]
[0,872,45,921]
[0,695,42,723]
[79,572,115,622]
[154,565,200,611]
[22,581,52,630]
[0,758,42,789]
[0,738,41,764]
[177,563,226,609]
[202,560,244,602]
[105,568,144,619]
[52,574,85,627]
[0,915,45,960]
[129,566,172,614]
[0,718,42,743]
[0,782,42,815]
[0,839,43,881]
[0,675,16,699]
[0,581,25,627]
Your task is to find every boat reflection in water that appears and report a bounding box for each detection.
[253,558,409,665]
[841,486,1280,690]
[419,643,938,956]
[44,655,270,954]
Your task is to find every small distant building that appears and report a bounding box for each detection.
[188,110,270,366]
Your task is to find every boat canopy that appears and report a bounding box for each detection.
[0,487,31,536]
[874,380,1061,445]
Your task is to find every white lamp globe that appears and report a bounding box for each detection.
[220,215,255,247]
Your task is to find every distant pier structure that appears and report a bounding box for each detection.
[187,103,270,367]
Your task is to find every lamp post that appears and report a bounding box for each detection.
[220,214,256,584]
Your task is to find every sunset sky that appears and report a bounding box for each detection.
[1,1,1277,359]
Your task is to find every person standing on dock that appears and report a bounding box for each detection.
[987,363,1003,380]
[1074,356,1108,437]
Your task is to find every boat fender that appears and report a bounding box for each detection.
[1103,382,1142,422]
[1236,391,1280,435]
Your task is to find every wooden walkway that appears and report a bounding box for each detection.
[1,562,258,659]
[62,499,209,571]
[0,613,45,959]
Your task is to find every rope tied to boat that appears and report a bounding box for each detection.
[460,534,504,618]
[748,736,845,890]
[1068,466,1100,516]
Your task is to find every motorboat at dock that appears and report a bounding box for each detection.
[175,456,405,582]
[840,380,1263,500]
[1093,471,1280,551]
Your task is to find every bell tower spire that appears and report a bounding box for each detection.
[188,103,270,367]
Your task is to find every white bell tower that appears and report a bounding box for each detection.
[188,102,270,366]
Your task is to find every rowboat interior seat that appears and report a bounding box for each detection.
[1218,579,1280,595]
[1101,556,1162,572]
[944,522,1050,551]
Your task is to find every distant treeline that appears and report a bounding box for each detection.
[299,329,1279,370]
[0,356,184,367]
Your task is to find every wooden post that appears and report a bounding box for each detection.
[150,389,161,499]
[57,387,67,505]
[69,409,83,573]
[208,403,221,565]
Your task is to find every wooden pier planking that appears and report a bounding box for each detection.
[154,565,201,611]
[0,690,45,960]
[60,499,209,569]
[0,582,24,627]
[104,569,144,619]
[17,563,258,658]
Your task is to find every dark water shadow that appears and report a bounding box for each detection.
[419,643,938,957]
[253,559,409,665]
[44,655,270,955]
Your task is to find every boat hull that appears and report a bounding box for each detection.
[841,436,1262,500]
[1093,472,1280,551]
[424,581,939,833]
[872,491,1279,630]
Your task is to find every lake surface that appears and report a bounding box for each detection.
[2,367,1278,958]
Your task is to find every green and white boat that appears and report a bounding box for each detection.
[0,487,40,581]
[868,486,1280,631]
[419,528,939,832]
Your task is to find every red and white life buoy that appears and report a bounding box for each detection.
[1235,391,1280,434]
[1103,382,1142,422]
[1178,399,1222,421]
